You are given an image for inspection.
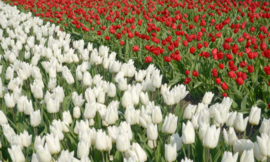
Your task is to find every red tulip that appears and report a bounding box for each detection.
[219,63,224,69]
[236,77,244,85]
[185,70,190,75]
[228,71,236,78]
[247,65,254,73]
[145,56,152,63]
[132,46,139,52]
[164,56,171,62]
[120,41,125,46]
[190,46,196,54]
[105,36,110,41]
[192,71,199,77]
[215,77,221,84]
[212,68,218,77]
[264,66,270,75]
[222,92,228,97]
[221,82,229,90]
[184,78,191,84]
[239,61,247,68]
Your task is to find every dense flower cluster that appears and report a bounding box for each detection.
[0,1,270,162]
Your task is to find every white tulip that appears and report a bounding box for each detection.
[8,145,25,162]
[183,104,197,120]
[234,113,249,132]
[223,127,237,146]
[4,93,16,108]
[203,125,220,149]
[77,141,90,159]
[45,134,61,154]
[221,151,238,162]
[73,106,81,119]
[147,124,158,141]
[165,143,177,162]
[202,92,214,105]
[240,149,254,162]
[152,106,162,124]
[182,121,195,144]
[162,113,178,134]
[249,106,261,125]
[0,110,8,125]
[170,133,183,151]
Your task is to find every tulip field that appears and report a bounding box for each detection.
[0,0,270,161]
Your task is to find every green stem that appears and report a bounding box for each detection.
[188,144,190,159]
[102,151,105,162]
[12,108,16,125]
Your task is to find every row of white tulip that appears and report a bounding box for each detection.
[0,1,267,162]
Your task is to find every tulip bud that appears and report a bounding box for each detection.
[0,110,8,125]
[36,145,52,162]
[182,121,195,144]
[45,134,61,154]
[202,92,214,105]
[165,143,177,162]
[131,143,147,162]
[249,106,261,125]
[226,111,237,127]
[183,104,197,120]
[107,83,116,97]
[234,113,249,132]
[8,145,25,162]
[116,133,130,152]
[254,142,267,162]
[84,102,97,119]
[152,106,162,124]
[203,125,220,149]
[20,130,32,147]
[147,124,158,141]
[73,106,81,119]
[63,111,72,125]
[4,93,16,108]
[223,127,237,146]
[162,113,178,134]
[256,133,270,157]
[221,151,238,162]
[77,141,90,159]
[122,91,133,108]
[118,78,128,91]
[170,133,183,151]
[240,149,254,162]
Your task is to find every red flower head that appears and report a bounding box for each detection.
[184,78,191,84]
[212,68,218,77]
[164,56,171,62]
[105,36,110,41]
[221,82,229,90]
[120,41,125,46]
[236,77,244,85]
[247,65,254,73]
[192,71,199,77]
[215,77,221,85]
[222,92,228,97]
[185,70,190,75]
[239,61,247,68]
[132,46,139,52]
[264,66,270,75]
[145,56,152,63]
[190,46,196,54]
[97,31,102,35]
[219,63,224,69]
[228,71,236,78]
[226,54,233,60]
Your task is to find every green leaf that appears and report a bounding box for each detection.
[241,93,248,110]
